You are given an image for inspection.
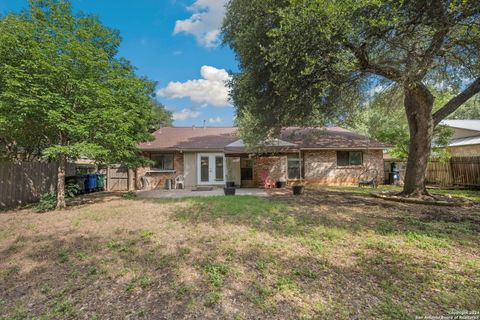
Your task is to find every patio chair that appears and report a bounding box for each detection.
[174,175,185,189]
[358,169,378,188]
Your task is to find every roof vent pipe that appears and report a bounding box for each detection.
[203,120,206,129]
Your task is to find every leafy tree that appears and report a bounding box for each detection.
[346,85,454,161]
[223,0,480,197]
[0,0,155,209]
[149,99,172,132]
[448,97,480,120]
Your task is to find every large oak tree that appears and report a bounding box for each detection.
[223,0,480,197]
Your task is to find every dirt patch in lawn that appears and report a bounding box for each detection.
[1,189,479,319]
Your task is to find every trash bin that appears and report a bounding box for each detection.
[165,179,173,190]
[76,175,87,194]
[96,174,106,191]
[83,174,97,193]
[389,162,400,185]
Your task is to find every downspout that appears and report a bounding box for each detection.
[299,149,302,180]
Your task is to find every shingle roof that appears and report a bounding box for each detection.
[441,120,480,132]
[449,135,480,147]
[139,126,387,151]
[139,127,237,151]
[280,127,387,149]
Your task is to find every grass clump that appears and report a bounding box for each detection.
[203,262,229,288]
[122,191,137,199]
[205,291,222,306]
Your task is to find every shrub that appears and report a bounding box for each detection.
[65,182,80,198]
[34,182,79,212]
[34,192,57,212]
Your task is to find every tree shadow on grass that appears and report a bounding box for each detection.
[1,212,478,319]
[0,231,193,319]
[140,190,480,249]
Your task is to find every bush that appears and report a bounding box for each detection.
[34,182,79,212]
[66,182,80,198]
[34,192,57,212]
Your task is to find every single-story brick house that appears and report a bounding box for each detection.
[136,127,387,189]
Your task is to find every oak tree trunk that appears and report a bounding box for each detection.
[56,153,67,210]
[402,83,434,197]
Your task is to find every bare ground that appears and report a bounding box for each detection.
[0,189,479,319]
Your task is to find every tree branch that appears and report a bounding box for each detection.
[433,77,480,125]
[346,43,402,81]
[415,28,449,80]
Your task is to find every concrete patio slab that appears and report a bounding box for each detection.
[136,188,270,199]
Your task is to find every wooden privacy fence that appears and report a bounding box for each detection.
[0,161,75,209]
[385,156,480,188]
[426,157,480,187]
[106,165,129,191]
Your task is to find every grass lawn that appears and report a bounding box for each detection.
[0,188,479,319]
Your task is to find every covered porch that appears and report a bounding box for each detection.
[224,139,304,188]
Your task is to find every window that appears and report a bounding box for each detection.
[151,153,174,170]
[337,151,363,166]
[240,158,253,180]
[288,154,303,179]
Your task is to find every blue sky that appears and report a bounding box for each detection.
[0,0,237,127]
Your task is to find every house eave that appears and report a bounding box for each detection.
[140,148,226,153]
[300,147,386,151]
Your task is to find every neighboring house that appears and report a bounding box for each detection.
[137,127,386,189]
[440,120,480,157]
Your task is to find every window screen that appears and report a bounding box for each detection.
[151,153,174,170]
[337,151,363,166]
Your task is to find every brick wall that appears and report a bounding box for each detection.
[304,150,384,186]
[136,152,184,190]
[252,156,287,187]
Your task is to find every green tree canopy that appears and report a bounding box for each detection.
[346,86,456,161]
[223,0,480,197]
[0,0,157,208]
[149,99,172,133]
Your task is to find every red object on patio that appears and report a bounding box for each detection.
[260,172,275,189]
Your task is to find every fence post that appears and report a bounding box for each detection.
[449,158,455,187]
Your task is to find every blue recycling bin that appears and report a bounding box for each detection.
[83,174,98,192]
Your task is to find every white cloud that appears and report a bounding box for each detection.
[209,116,222,123]
[172,108,200,121]
[157,65,231,107]
[173,0,227,48]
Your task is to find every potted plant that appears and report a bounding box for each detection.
[276,177,287,188]
[224,184,236,195]
[292,183,304,195]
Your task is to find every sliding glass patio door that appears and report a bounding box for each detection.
[197,153,225,185]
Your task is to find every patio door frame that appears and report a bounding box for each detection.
[197,153,226,185]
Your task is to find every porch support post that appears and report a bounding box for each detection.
[128,168,135,191]
[299,150,302,180]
